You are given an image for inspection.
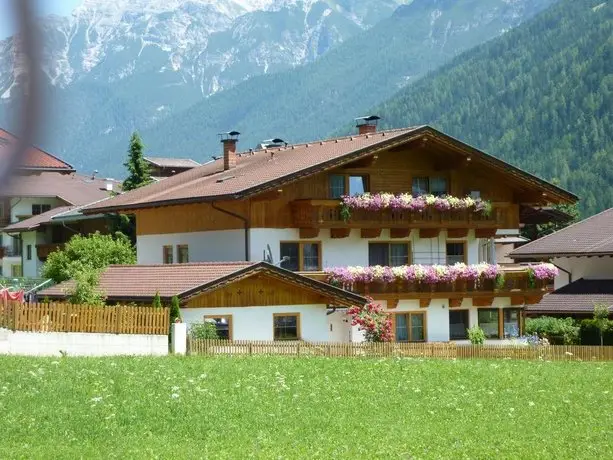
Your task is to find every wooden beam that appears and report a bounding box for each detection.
[473,297,494,307]
[330,228,351,239]
[387,298,399,309]
[361,228,382,239]
[419,299,430,309]
[449,298,463,308]
[447,228,469,238]
[251,190,282,201]
[510,295,525,306]
[299,228,320,239]
[420,228,441,239]
[475,228,497,238]
[390,228,411,239]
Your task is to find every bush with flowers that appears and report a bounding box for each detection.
[339,193,492,221]
[346,298,393,342]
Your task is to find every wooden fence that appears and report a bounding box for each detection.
[0,302,169,335]
[188,339,613,362]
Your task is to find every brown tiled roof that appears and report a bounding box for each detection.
[38,261,367,306]
[0,172,118,205]
[2,206,73,232]
[85,126,577,214]
[145,157,201,168]
[511,208,613,259]
[0,128,74,171]
[526,279,613,314]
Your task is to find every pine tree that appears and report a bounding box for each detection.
[152,291,162,309]
[122,132,152,192]
[170,296,182,323]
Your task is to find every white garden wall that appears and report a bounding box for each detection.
[552,256,613,289]
[0,329,168,357]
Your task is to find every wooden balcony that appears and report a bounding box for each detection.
[291,200,515,237]
[36,243,64,260]
[300,267,550,306]
[0,217,10,229]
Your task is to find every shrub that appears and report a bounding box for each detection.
[347,298,392,342]
[189,322,219,340]
[170,296,181,324]
[152,292,162,309]
[467,325,485,345]
[525,316,579,345]
[579,319,613,346]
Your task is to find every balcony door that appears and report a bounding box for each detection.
[449,310,469,340]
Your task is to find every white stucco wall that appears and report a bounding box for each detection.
[552,256,613,289]
[21,230,45,278]
[249,228,483,267]
[181,305,330,342]
[0,330,168,356]
[9,197,62,222]
[136,230,245,264]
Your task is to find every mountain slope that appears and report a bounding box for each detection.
[373,0,613,216]
[129,0,555,175]
[0,0,412,173]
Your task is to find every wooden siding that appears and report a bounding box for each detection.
[136,142,524,235]
[185,274,331,308]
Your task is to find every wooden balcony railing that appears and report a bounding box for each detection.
[36,243,64,260]
[300,267,550,299]
[291,199,513,229]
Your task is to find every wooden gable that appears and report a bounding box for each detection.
[185,273,335,308]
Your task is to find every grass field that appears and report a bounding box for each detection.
[1,356,612,459]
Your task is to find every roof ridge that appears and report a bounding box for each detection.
[513,207,613,254]
[108,261,255,268]
[0,126,74,170]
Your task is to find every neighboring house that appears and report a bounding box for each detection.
[39,262,365,342]
[144,157,201,180]
[69,119,576,343]
[0,128,118,277]
[2,200,113,278]
[510,208,613,318]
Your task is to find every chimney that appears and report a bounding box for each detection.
[219,131,240,170]
[355,115,380,135]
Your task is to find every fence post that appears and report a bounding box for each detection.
[170,322,187,355]
[12,302,19,331]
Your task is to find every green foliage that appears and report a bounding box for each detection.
[170,296,181,323]
[189,322,219,340]
[494,273,506,290]
[593,303,612,346]
[122,132,152,192]
[467,325,486,345]
[152,292,162,309]
[525,316,580,345]
[522,203,581,240]
[42,232,136,283]
[41,296,50,304]
[375,0,613,216]
[66,269,106,306]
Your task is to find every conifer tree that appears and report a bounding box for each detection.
[122,132,152,192]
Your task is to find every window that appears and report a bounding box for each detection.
[31,204,51,215]
[280,242,321,271]
[162,245,173,264]
[446,242,466,265]
[273,313,300,341]
[204,315,232,340]
[395,312,425,342]
[369,243,410,266]
[11,264,22,277]
[412,176,448,196]
[449,310,469,340]
[329,174,369,198]
[503,309,521,338]
[26,244,32,261]
[478,309,499,339]
[177,245,189,263]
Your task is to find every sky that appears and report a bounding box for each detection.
[0,0,83,39]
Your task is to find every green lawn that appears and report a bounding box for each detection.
[0,356,612,459]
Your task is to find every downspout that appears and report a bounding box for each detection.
[211,201,250,261]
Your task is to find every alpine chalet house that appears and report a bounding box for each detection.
[78,118,577,343]
[144,157,201,181]
[0,128,117,278]
[510,208,613,319]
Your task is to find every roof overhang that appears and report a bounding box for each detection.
[511,252,613,260]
